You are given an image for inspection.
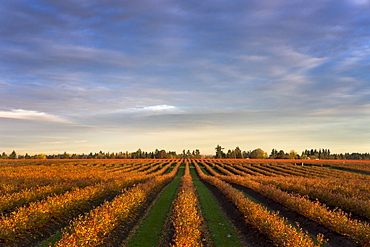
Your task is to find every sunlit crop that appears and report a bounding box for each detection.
[0,158,368,246]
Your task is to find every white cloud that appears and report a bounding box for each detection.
[142,105,176,111]
[123,104,181,115]
[0,109,71,123]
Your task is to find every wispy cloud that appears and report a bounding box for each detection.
[73,140,88,143]
[101,104,183,117]
[0,109,71,123]
[40,141,66,144]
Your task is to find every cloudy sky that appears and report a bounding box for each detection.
[1,0,370,155]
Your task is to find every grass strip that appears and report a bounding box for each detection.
[198,162,210,175]
[126,164,184,247]
[189,165,244,247]
[37,232,63,247]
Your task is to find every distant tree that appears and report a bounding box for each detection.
[1,152,8,159]
[60,151,70,159]
[194,149,201,159]
[242,150,251,159]
[276,150,286,159]
[288,150,299,159]
[135,148,143,158]
[97,151,106,159]
[226,149,234,158]
[154,149,159,158]
[215,145,225,159]
[80,153,88,159]
[9,150,17,159]
[5,147,370,160]
[156,149,167,159]
[167,151,177,159]
[37,153,47,159]
[250,148,267,159]
[235,147,243,159]
[269,149,278,159]
[301,154,309,159]
[150,152,155,159]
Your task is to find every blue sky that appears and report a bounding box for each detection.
[1,0,370,155]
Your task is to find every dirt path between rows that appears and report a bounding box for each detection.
[229,183,359,247]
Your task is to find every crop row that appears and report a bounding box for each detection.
[250,175,370,219]
[0,158,367,246]
[226,162,278,176]
[268,162,370,179]
[282,167,365,200]
[0,161,177,245]
[0,160,176,215]
[198,161,370,246]
[227,176,370,246]
[210,160,314,178]
[207,160,370,201]
[260,163,324,177]
[259,163,330,177]
[54,162,181,246]
[0,183,114,244]
[208,160,370,220]
[215,161,370,199]
[299,160,370,174]
[192,160,319,247]
[0,182,84,214]
[170,162,204,247]
[269,163,332,178]
[223,162,266,176]
[205,159,369,179]
[0,161,132,194]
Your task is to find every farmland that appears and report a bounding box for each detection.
[0,159,369,246]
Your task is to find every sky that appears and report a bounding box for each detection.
[1,0,370,155]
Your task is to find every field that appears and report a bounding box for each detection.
[0,159,369,247]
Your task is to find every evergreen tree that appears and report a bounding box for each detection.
[215,145,225,159]
[269,149,278,159]
[1,152,8,159]
[9,150,17,159]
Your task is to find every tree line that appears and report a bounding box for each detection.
[1,146,370,160]
[215,145,370,160]
[0,149,204,160]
